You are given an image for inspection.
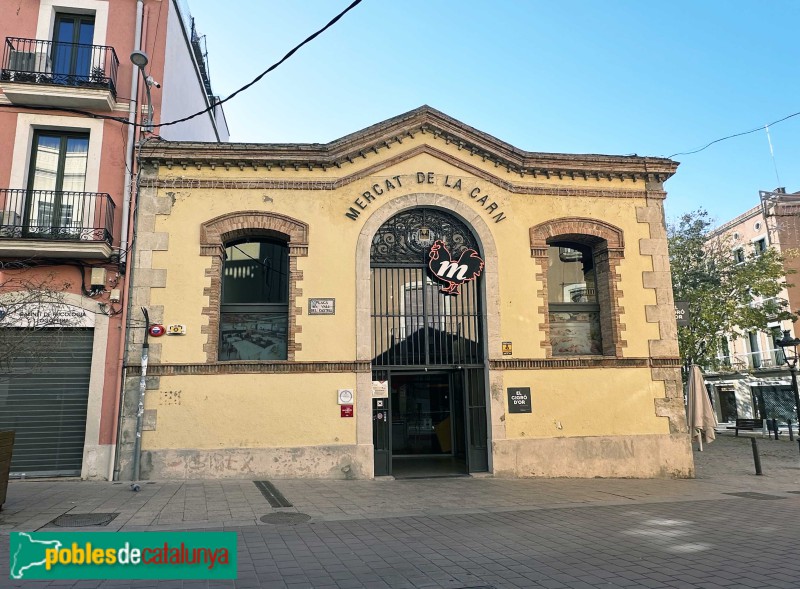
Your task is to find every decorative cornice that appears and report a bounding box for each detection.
[708,204,763,238]
[139,106,678,184]
[140,145,659,200]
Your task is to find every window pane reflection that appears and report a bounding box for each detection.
[549,311,602,355]
[548,246,597,303]
[548,243,602,355]
[219,313,287,361]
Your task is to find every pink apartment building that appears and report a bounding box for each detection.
[0,0,228,480]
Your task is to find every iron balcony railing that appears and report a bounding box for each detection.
[703,348,786,373]
[0,189,115,244]
[1,37,118,96]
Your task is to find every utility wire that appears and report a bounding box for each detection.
[0,0,364,130]
[156,0,363,129]
[668,110,800,158]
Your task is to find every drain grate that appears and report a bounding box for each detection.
[254,480,292,507]
[260,512,311,525]
[50,513,119,527]
[723,492,785,501]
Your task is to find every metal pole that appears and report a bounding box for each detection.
[790,364,800,455]
[774,331,800,455]
[750,437,763,475]
[131,307,149,491]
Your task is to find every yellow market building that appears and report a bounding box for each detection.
[117,106,693,480]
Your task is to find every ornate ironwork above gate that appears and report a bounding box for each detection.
[370,209,480,266]
[370,208,483,367]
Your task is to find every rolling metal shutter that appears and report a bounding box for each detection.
[0,328,93,477]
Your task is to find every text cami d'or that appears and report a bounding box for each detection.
[344,172,508,223]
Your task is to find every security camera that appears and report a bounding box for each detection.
[146,76,161,89]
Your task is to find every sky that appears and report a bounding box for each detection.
[184,0,800,226]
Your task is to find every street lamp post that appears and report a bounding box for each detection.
[774,329,800,454]
[130,50,154,132]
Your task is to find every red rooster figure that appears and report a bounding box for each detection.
[428,240,484,295]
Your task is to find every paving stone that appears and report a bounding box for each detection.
[2,436,800,587]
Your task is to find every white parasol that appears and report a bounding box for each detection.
[686,364,717,451]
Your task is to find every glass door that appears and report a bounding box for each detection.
[52,14,95,84]
[25,132,88,237]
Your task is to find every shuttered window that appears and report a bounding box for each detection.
[0,328,93,477]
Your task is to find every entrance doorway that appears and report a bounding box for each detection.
[390,372,465,478]
[370,208,489,478]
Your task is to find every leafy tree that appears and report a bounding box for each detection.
[668,209,795,368]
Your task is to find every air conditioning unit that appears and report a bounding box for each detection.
[6,50,52,80]
[0,211,21,238]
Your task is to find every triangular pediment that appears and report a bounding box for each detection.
[140,105,677,183]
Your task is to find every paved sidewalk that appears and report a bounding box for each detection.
[1,434,799,588]
[3,434,798,532]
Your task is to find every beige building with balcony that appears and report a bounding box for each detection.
[702,189,800,427]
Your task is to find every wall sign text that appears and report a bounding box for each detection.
[309,298,335,315]
[344,172,508,223]
[507,387,532,414]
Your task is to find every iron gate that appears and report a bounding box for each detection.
[370,208,483,368]
[752,385,797,423]
[370,208,488,474]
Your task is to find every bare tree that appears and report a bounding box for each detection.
[0,271,87,374]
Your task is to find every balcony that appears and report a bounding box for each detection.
[703,349,787,374]
[0,189,115,259]
[0,38,118,110]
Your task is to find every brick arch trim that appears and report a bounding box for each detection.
[529,217,624,257]
[529,217,625,357]
[199,211,309,362]
[200,210,309,256]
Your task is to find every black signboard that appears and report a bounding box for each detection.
[675,301,690,327]
[507,387,532,413]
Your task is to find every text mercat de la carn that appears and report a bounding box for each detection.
[344,172,507,222]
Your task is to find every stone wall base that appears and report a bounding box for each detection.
[138,435,693,480]
[139,444,374,480]
[81,444,113,480]
[492,434,694,479]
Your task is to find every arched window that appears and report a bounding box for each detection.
[219,239,289,361]
[548,243,602,355]
[531,218,625,357]
[200,211,308,363]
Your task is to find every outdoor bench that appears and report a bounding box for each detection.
[734,418,764,436]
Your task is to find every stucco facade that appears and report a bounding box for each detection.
[119,106,693,480]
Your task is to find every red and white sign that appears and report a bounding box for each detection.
[148,324,166,337]
[341,405,354,418]
[428,240,484,295]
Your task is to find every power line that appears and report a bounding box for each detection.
[668,110,800,158]
[0,0,364,130]
[156,0,363,130]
